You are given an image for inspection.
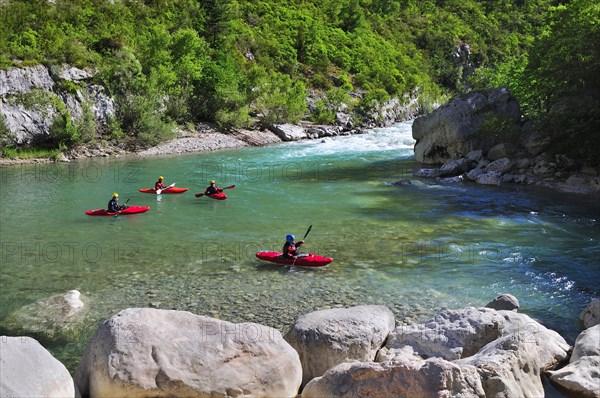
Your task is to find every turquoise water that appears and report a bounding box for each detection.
[1,121,599,372]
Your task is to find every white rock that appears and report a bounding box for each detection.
[382,307,504,361]
[572,324,600,361]
[455,333,544,398]
[549,356,600,398]
[497,310,570,369]
[76,308,301,397]
[302,358,485,398]
[580,299,600,329]
[271,124,307,141]
[284,305,395,386]
[0,336,75,397]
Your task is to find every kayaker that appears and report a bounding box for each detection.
[155,176,166,191]
[107,193,126,212]
[204,180,223,196]
[282,234,304,259]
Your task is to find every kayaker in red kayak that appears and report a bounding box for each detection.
[107,193,127,212]
[155,176,166,191]
[204,180,223,196]
[282,234,304,259]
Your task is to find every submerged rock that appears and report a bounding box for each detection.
[0,290,87,343]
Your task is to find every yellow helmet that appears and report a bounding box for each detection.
[210,180,215,184]
[112,192,119,198]
[158,176,164,180]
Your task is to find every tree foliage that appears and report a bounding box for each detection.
[1,0,596,156]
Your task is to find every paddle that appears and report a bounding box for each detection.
[113,199,130,218]
[290,225,313,268]
[156,182,176,195]
[195,185,235,197]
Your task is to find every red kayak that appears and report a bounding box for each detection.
[255,251,333,267]
[139,187,189,194]
[195,185,235,199]
[85,206,150,216]
[209,192,227,200]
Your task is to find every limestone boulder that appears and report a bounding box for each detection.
[571,324,600,362]
[485,157,514,175]
[0,336,75,397]
[476,172,502,186]
[549,325,600,398]
[382,307,504,361]
[301,358,485,398]
[497,310,570,369]
[284,305,395,386]
[455,333,544,398]
[439,158,470,177]
[549,356,600,398]
[580,299,600,329]
[270,124,307,141]
[76,308,301,398]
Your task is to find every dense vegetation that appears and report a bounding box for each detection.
[0,0,598,162]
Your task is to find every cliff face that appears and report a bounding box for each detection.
[410,88,600,194]
[412,88,521,164]
[0,65,115,146]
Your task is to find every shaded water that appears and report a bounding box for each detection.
[1,121,599,373]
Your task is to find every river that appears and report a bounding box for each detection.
[1,121,599,373]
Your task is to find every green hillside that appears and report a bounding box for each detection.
[1,0,598,160]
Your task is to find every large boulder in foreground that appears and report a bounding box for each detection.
[412,88,521,164]
[455,333,544,398]
[549,324,600,398]
[284,305,395,386]
[497,310,570,369]
[0,336,75,397]
[75,308,301,398]
[302,358,485,398]
[379,307,504,361]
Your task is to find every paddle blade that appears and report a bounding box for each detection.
[224,185,236,190]
[303,225,313,240]
[195,193,205,197]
